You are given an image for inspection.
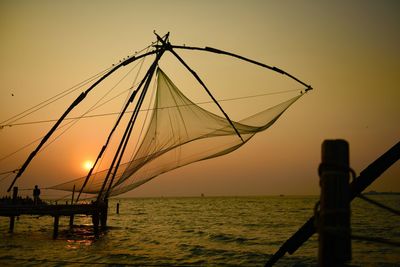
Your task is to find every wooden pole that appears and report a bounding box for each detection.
[9,216,15,233]
[69,185,75,227]
[266,141,399,267]
[318,140,351,266]
[170,45,313,91]
[92,212,99,238]
[100,199,108,230]
[53,215,59,239]
[9,186,18,233]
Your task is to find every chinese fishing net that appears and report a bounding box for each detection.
[50,68,303,197]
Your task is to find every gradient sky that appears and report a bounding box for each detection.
[0,0,399,198]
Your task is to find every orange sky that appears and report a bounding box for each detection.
[0,0,399,198]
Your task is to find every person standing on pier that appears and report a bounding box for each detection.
[33,185,41,205]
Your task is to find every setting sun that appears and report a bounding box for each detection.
[83,160,94,171]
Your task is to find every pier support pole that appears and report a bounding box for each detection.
[69,185,75,227]
[9,216,15,233]
[318,140,351,266]
[100,199,108,230]
[53,215,60,239]
[9,186,18,233]
[69,214,74,228]
[92,212,99,238]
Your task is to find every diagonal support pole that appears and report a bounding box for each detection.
[154,33,244,143]
[7,49,159,192]
[171,45,313,92]
[97,34,169,201]
[104,55,160,200]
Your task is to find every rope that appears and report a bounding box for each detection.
[0,169,19,175]
[0,121,74,163]
[352,234,400,247]
[0,67,112,127]
[0,172,14,183]
[0,87,301,170]
[318,163,357,180]
[39,59,145,152]
[0,38,160,129]
[0,88,301,128]
[0,60,145,164]
[357,194,400,216]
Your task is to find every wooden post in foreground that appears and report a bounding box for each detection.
[318,140,351,266]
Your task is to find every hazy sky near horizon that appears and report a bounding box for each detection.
[0,0,399,197]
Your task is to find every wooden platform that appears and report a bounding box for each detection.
[0,202,108,238]
[0,203,99,217]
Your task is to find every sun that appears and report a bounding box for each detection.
[83,160,94,171]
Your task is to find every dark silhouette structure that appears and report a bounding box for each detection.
[33,185,40,205]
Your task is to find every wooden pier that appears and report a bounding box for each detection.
[0,193,108,238]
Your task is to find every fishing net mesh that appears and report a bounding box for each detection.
[50,68,302,197]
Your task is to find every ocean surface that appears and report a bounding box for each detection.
[0,195,399,266]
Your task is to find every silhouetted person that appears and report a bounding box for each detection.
[33,185,40,205]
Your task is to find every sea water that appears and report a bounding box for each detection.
[0,195,399,266]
